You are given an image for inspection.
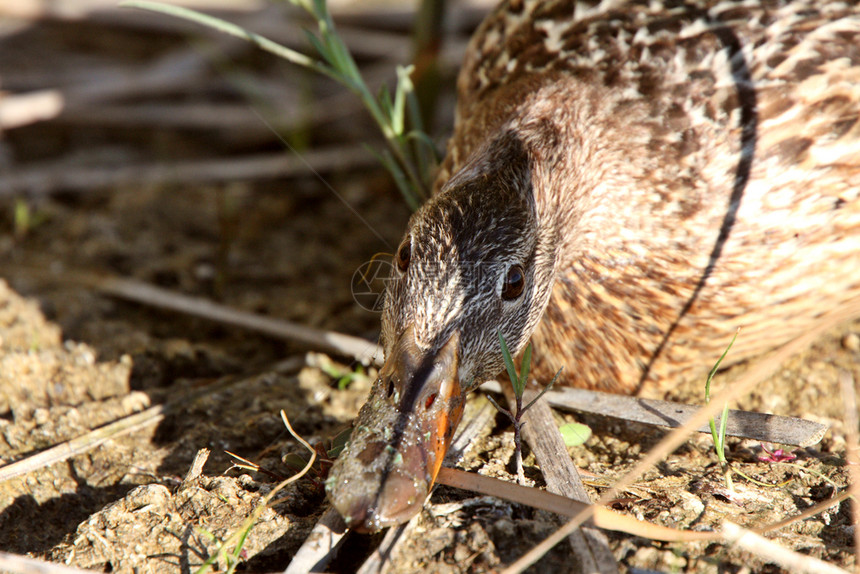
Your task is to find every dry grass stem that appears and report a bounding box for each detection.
[481,380,827,447]
[438,467,854,543]
[754,490,852,535]
[0,403,166,482]
[202,410,316,572]
[722,522,851,574]
[505,387,617,573]
[83,273,381,364]
[0,357,304,482]
[436,468,720,543]
[284,507,349,574]
[0,146,378,195]
[1,0,263,20]
[505,296,860,573]
[356,521,417,574]
[0,551,96,574]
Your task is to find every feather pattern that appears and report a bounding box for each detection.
[326,0,860,533]
[388,0,860,394]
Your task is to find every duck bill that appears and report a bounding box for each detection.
[325,328,465,532]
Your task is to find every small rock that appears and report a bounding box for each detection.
[842,333,860,352]
[33,408,50,426]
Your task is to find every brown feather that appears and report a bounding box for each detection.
[415,0,860,394]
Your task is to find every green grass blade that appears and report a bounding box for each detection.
[303,28,332,65]
[498,331,519,390]
[392,65,415,136]
[705,329,740,401]
[120,1,335,80]
[704,330,739,466]
[522,366,563,413]
[365,146,420,211]
[718,402,730,460]
[519,343,532,392]
[377,85,395,122]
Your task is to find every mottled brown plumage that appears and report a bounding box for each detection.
[327,0,860,531]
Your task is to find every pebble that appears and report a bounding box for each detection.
[842,333,860,352]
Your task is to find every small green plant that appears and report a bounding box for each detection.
[198,410,317,572]
[487,332,562,484]
[195,527,250,574]
[283,425,352,483]
[317,357,371,390]
[13,198,49,239]
[559,421,591,447]
[705,329,739,491]
[121,0,437,210]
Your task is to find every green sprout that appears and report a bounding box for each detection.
[488,332,562,484]
[319,360,369,390]
[120,0,437,210]
[14,198,49,239]
[705,329,739,491]
[195,526,250,574]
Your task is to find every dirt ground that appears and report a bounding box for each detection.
[1,2,858,573]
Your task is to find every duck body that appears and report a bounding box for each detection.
[327,0,860,531]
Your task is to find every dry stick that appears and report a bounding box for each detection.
[0,552,95,574]
[4,16,411,131]
[481,381,828,447]
[88,274,381,364]
[436,468,719,543]
[57,101,280,130]
[5,1,411,61]
[0,145,378,195]
[0,357,304,482]
[54,54,401,121]
[437,471,853,543]
[41,268,828,449]
[753,489,852,535]
[444,394,500,465]
[505,387,618,574]
[53,86,350,132]
[355,521,415,574]
[283,508,349,574]
[0,0,263,19]
[0,90,65,130]
[12,266,382,363]
[182,447,211,484]
[50,58,405,150]
[0,41,240,130]
[722,522,850,574]
[504,296,860,574]
[0,404,166,482]
[839,370,860,574]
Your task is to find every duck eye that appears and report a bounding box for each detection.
[501,264,525,300]
[395,238,411,273]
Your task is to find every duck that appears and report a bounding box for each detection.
[326,0,860,532]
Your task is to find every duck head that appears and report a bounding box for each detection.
[325,131,561,531]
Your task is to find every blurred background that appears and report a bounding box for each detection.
[0,0,498,568]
